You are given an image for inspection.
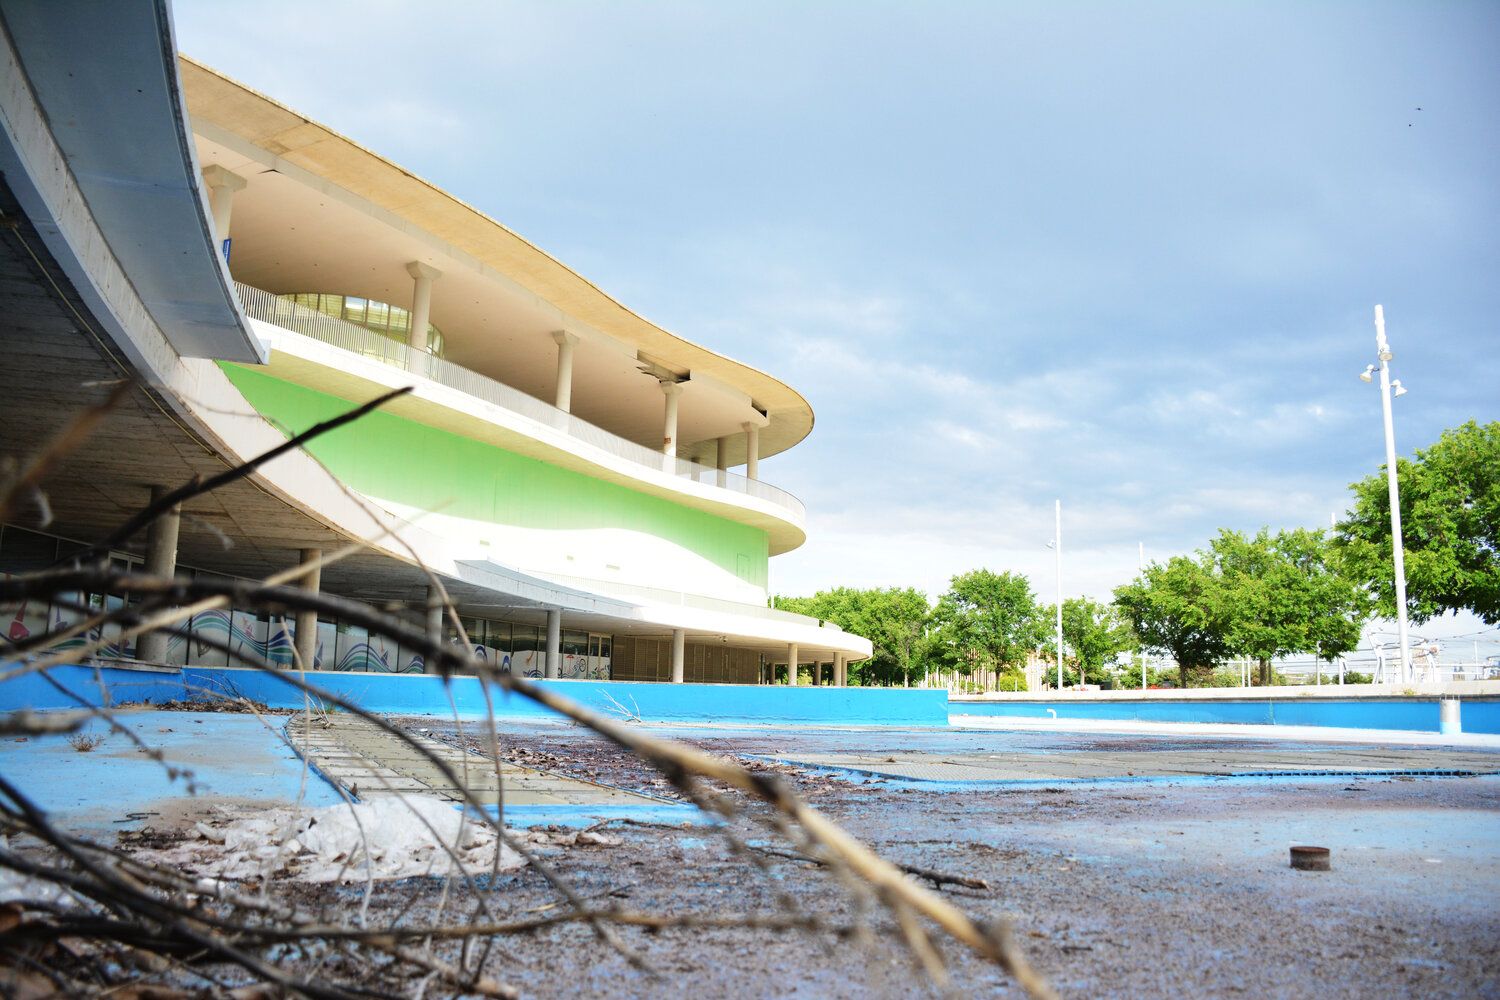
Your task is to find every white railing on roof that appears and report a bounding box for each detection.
[235,282,806,522]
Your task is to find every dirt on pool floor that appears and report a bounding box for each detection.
[379,717,1500,999]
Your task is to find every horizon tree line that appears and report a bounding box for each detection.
[775,420,1498,690]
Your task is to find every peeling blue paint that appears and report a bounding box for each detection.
[0,710,344,833]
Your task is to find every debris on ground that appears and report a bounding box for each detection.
[136,797,524,883]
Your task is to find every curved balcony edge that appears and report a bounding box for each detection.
[234,283,809,551]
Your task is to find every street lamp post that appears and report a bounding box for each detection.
[1054,500,1064,691]
[1138,541,1147,692]
[1359,304,1412,683]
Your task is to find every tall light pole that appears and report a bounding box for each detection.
[1359,304,1412,683]
[1054,500,1064,691]
[1138,541,1147,692]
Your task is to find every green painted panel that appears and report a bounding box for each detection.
[221,365,768,586]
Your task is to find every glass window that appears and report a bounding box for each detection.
[485,620,512,655]
[334,621,371,671]
[562,630,588,657]
[314,618,337,670]
[510,623,541,677]
[363,629,398,673]
[276,293,445,358]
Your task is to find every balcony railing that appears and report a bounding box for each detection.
[235,282,806,522]
[531,570,849,630]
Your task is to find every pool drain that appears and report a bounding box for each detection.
[1290,845,1331,871]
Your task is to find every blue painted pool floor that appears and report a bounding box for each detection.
[0,711,343,834]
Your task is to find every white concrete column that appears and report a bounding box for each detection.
[671,628,686,683]
[787,642,799,687]
[660,381,684,471]
[201,165,247,263]
[135,486,181,663]
[716,435,730,487]
[552,330,579,412]
[741,421,760,480]
[545,608,561,679]
[405,261,442,368]
[835,653,846,687]
[294,548,322,670]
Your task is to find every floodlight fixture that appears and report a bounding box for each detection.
[1359,365,1375,383]
[1366,304,1412,683]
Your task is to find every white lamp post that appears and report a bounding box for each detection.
[1047,500,1064,691]
[1358,304,1412,683]
[1138,541,1147,692]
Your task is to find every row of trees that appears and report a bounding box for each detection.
[776,420,1498,689]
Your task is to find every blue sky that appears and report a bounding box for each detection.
[175,2,1500,652]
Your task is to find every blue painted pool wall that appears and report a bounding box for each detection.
[0,664,950,727]
[952,698,1500,734]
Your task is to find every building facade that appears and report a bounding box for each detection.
[0,3,870,686]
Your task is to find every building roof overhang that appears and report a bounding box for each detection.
[178,56,815,464]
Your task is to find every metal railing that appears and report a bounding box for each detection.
[236,282,806,522]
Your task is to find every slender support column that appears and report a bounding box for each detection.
[135,486,181,663]
[671,628,686,683]
[835,653,846,687]
[741,422,761,480]
[716,435,730,487]
[811,658,821,686]
[201,165,247,263]
[294,548,322,670]
[660,382,683,471]
[424,586,444,672]
[405,261,442,369]
[545,609,561,679]
[551,330,579,412]
[787,642,799,687]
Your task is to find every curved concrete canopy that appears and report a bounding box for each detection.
[0,1,261,364]
[179,57,816,464]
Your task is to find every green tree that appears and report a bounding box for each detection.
[773,586,931,686]
[1041,596,1136,685]
[930,569,1045,682]
[1337,420,1500,624]
[1113,556,1231,687]
[1205,528,1367,685]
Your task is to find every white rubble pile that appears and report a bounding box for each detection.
[171,797,525,883]
[0,836,75,906]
